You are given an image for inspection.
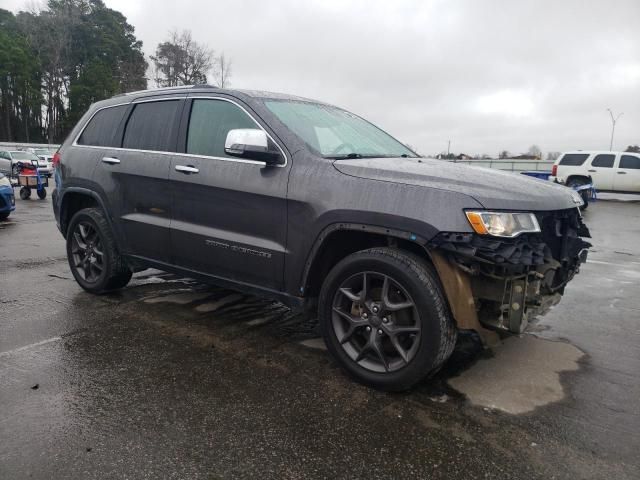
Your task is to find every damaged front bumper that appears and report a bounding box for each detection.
[430,208,591,335]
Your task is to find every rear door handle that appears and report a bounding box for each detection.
[617,171,627,174]
[587,169,596,172]
[102,157,120,165]
[175,165,199,174]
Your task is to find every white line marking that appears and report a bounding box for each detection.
[0,336,62,358]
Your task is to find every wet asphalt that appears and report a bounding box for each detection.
[1,189,639,479]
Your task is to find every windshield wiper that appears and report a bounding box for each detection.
[327,153,413,160]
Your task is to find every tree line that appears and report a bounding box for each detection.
[1,1,231,145]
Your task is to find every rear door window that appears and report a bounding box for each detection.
[186,99,257,158]
[591,154,615,168]
[559,153,589,166]
[78,105,128,147]
[620,155,640,169]
[123,100,181,152]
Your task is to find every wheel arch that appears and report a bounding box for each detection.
[60,188,111,239]
[566,174,592,186]
[299,222,435,298]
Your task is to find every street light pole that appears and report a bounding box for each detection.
[607,108,623,151]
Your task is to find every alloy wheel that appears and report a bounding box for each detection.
[70,221,105,283]
[331,271,421,373]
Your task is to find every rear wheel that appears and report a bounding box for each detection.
[37,188,47,199]
[19,187,30,200]
[66,207,132,294]
[319,247,457,391]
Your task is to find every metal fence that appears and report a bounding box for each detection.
[0,142,60,151]
[446,159,554,172]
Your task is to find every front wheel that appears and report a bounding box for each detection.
[319,247,457,391]
[0,212,9,221]
[37,188,47,199]
[19,187,31,200]
[66,207,132,294]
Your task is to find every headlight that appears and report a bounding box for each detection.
[465,211,541,237]
[0,176,10,187]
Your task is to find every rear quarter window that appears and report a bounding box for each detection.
[620,155,640,169]
[559,153,589,166]
[78,105,128,147]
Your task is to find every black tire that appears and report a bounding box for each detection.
[0,211,9,221]
[11,164,18,176]
[19,187,31,200]
[37,188,47,199]
[66,207,132,294]
[319,247,457,391]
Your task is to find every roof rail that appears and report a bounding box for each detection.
[119,84,218,97]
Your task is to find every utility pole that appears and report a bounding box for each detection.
[447,140,451,156]
[607,108,623,151]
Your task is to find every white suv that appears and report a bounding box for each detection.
[551,151,640,193]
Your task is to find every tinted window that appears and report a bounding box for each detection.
[559,153,588,166]
[78,105,127,146]
[620,155,640,169]
[186,99,257,158]
[591,154,615,168]
[123,100,181,151]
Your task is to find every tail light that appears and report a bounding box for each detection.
[52,152,61,168]
[551,164,557,176]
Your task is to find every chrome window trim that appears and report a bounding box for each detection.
[72,95,288,168]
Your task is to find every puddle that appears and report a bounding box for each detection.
[195,294,244,313]
[143,291,212,305]
[447,335,584,414]
[298,338,327,350]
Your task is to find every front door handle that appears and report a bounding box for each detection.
[175,165,199,174]
[617,171,627,174]
[587,169,596,172]
[102,157,120,165]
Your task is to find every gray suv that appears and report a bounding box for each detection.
[52,85,591,390]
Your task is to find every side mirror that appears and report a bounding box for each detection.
[224,129,283,165]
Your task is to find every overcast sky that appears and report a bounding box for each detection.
[5,0,640,156]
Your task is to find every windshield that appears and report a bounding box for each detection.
[264,100,417,159]
[11,151,39,161]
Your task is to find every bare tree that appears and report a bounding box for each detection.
[499,150,510,159]
[546,151,561,161]
[527,145,542,159]
[151,30,214,87]
[212,53,232,88]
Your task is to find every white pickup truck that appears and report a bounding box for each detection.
[551,151,640,193]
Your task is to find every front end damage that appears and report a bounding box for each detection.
[429,208,591,337]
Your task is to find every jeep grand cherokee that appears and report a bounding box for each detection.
[52,85,591,390]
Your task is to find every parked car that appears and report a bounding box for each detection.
[551,150,640,193]
[52,86,591,391]
[0,150,54,177]
[30,147,57,164]
[0,173,16,220]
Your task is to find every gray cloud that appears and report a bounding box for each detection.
[7,0,640,155]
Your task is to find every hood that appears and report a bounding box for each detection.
[333,157,578,211]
